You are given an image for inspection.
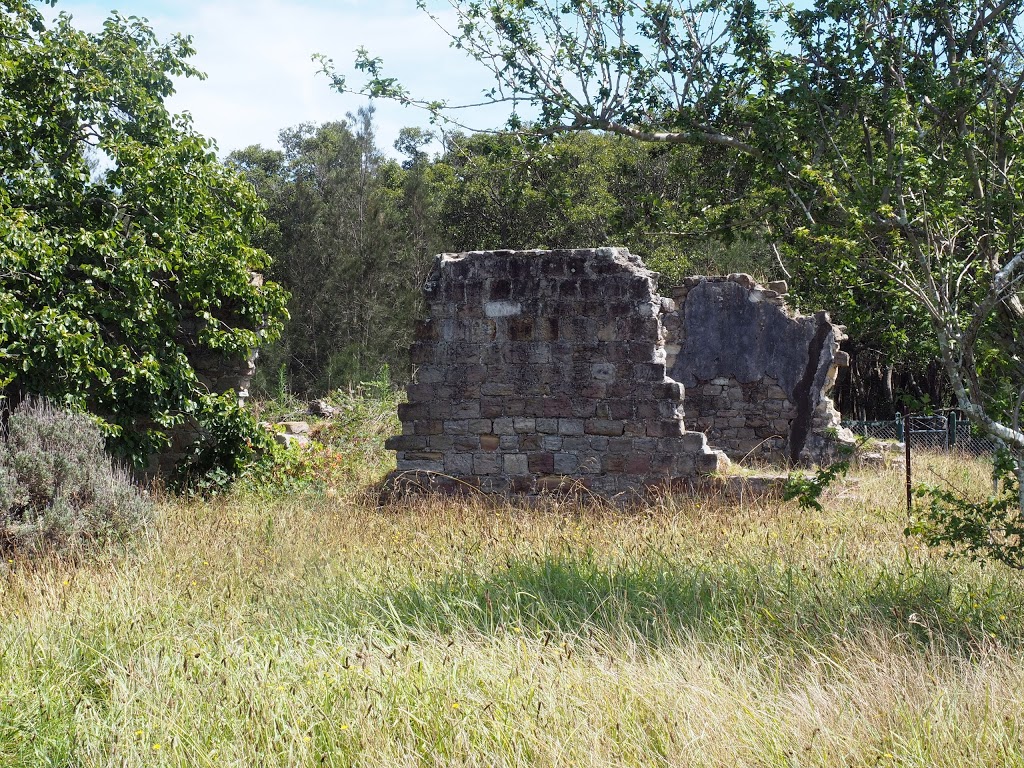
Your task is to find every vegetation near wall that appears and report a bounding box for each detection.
[3,395,1024,764]
[229,111,436,397]
[0,0,287,473]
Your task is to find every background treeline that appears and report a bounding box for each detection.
[229,109,942,419]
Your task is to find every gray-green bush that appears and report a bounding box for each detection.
[0,398,153,554]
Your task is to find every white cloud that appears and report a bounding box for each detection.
[50,0,515,157]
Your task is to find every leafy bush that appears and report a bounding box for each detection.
[0,4,288,467]
[169,393,278,496]
[0,398,153,554]
[909,451,1024,569]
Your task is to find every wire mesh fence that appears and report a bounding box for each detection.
[842,413,999,455]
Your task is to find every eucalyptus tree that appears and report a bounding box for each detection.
[230,111,435,394]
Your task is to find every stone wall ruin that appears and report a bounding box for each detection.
[386,248,850,498]
[663,275,852,463]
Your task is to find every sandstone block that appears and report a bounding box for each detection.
[453,435,480,451]
[585,419,624,436]
[414,420,444,436]
[493,417,516,435]
[553,453,579,473]
[445,453,474,475]
[387,436,428,454]
[473,453,500,475]
[504,454,529,475]
[528,452,555,473]
[558,418,585,436]
[541,435,563,451]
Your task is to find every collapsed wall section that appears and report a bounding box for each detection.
[663,275,852,463]
[385,248,728,496]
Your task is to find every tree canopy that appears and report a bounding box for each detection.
[0,0,288,467]
[229,112,435,395]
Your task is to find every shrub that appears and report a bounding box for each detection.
[909,450,1024,570]
[171,393,277,496]
[0,398,153,554]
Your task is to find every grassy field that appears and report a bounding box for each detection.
[1,432,1023,765]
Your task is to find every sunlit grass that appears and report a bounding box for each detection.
[1,451,1022,766]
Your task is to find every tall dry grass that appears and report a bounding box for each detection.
[1,451,1022,766]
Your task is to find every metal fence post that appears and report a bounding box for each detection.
[903,407,912,515]
[947,412,958,450]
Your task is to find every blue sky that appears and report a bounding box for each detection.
[48,0,512,157]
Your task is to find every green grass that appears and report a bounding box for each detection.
[1,445,1023,766]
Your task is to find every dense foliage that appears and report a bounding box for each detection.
[229,112,434,395]
[0,0,288,468]
[234,124,777,397]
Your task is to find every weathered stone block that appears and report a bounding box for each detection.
[499,435,520,451]
[625,454,652,474]
[553,453,579,473]
[473,453,500,474]
[445,453,474,475]
[541,435,563,451]
[585,419,624,436]
[503,454,529,475]
[428,435,454,451]
[479,398,504,418]
[385,435,427,451]
[536,418,559,434]
[493,417,516,435]
[528,452,555,473]
[536,475,572,493]
[453,435,480,451]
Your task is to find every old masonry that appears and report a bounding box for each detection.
[385,248,852,497]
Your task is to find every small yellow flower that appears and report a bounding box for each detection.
[135,730,143,736]
[340,724,349,730]
[452,702,460,709]
[1000,615,1007,621]
[152,743,161,751]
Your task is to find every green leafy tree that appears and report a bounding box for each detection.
[229,110,434,395]
[431,130,772,280]
[331,0,1024,516]
[0,0,288,467]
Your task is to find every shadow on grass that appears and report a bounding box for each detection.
[356,553,1023,654]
